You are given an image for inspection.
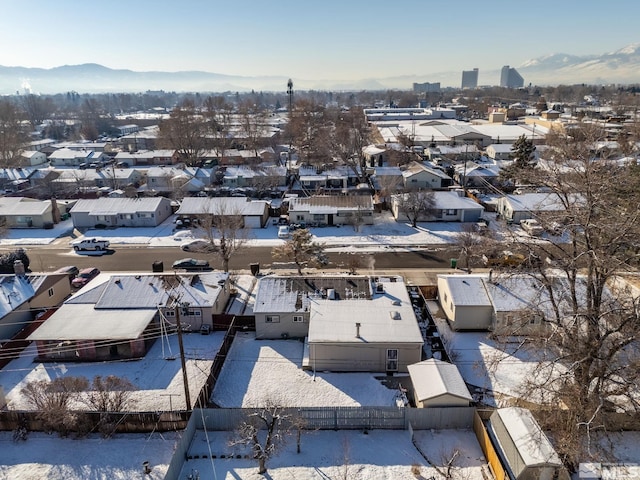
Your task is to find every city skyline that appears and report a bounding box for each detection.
[1,0,640,85]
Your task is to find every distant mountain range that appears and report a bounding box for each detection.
[1,43,640,94]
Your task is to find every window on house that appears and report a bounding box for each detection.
[265,315,280,323]
[443,292,448,304]
[293,315,304,323]
[386,349,398,371]
[447,209,457,215]
[48,287,54,297]
[165,310,175,317]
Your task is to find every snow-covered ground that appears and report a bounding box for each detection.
[179,428,487,480]
[0,211,511,252]
[428,300,567,407]
[0,331,225,411]
[0,431,181,480]
[212,332,408,408]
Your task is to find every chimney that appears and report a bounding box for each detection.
[50,197,61,223]
[356,322,361,338]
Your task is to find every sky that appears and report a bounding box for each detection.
[2,0,640,82]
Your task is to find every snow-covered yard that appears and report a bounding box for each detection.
[212,332,409,408]
[179,428,487,480]
[0,331,225,411]
[0,431,181,480]
[428,300,568,407]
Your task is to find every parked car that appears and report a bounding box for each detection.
[71,237,110,251]
[54,265,79,280]
[520,219,544,236]
[173,230,195,241]
[71,267,100,288]
[172,258,210,271]
[180,239,215,252]
[278,225,291,239]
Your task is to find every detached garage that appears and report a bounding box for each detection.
[490,407,565,480]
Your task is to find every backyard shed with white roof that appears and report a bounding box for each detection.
[490,407,564,480]
[407,358,473,407]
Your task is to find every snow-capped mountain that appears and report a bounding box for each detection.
[519,43,640,85]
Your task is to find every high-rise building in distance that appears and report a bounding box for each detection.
[461,68,478,89]
[413,82,441,93]
[500,66,524,88]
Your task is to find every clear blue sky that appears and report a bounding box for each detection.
[1,0,639,81]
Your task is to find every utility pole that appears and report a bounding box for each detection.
[174,300,192,411]
[287,79,294,177]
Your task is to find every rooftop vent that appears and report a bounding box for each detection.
[390,311,401,320]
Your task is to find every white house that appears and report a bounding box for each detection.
[402,161,453,190]
[18,150,48,166]
[48,148,108,167]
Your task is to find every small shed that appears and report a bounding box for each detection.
[490,407,564,480]
[407,358,472,407]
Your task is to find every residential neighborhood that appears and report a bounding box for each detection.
[1,44,640,480]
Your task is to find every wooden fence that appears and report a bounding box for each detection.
[473,410,506,480]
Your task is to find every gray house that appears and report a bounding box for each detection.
[176,197,270,229]
[287,195,374,227]
[402,161,453,190]
[390,190,484,223]
[70,197,173,228]
[253,275,424,373]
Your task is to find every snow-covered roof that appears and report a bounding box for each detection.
[408,359,472,402]
[253,276,373,313]
[70,197,169,215]
[0,197,51,216]
[176,197,268,216]
[29,272,229,341]
[307,278,423,344]
[28,303,156,341]
[0,274,42,318]
[438,275,491,307]
[492,407,562,467]
[402,161,451,180]
[288,195,373,214]
[501,192,581,212]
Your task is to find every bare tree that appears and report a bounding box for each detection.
[453,224,491,270]
[158,99,208,165]
[197,199,248,272]
[82,375,136,412]
[288,99,332,168]
[491,121,640,467]
[395,191,436,227]
[0,99,28,167]
[330,106,370,183]
[229,401,292,474]
[272,228,328,274]
[202,95,235,159]
[22,377,89,435]
[237,99,268,161]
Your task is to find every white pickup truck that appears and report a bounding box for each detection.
[520,219,544,236]
[70,237,110,251]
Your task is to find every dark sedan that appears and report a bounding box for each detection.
[172,258,211,271]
